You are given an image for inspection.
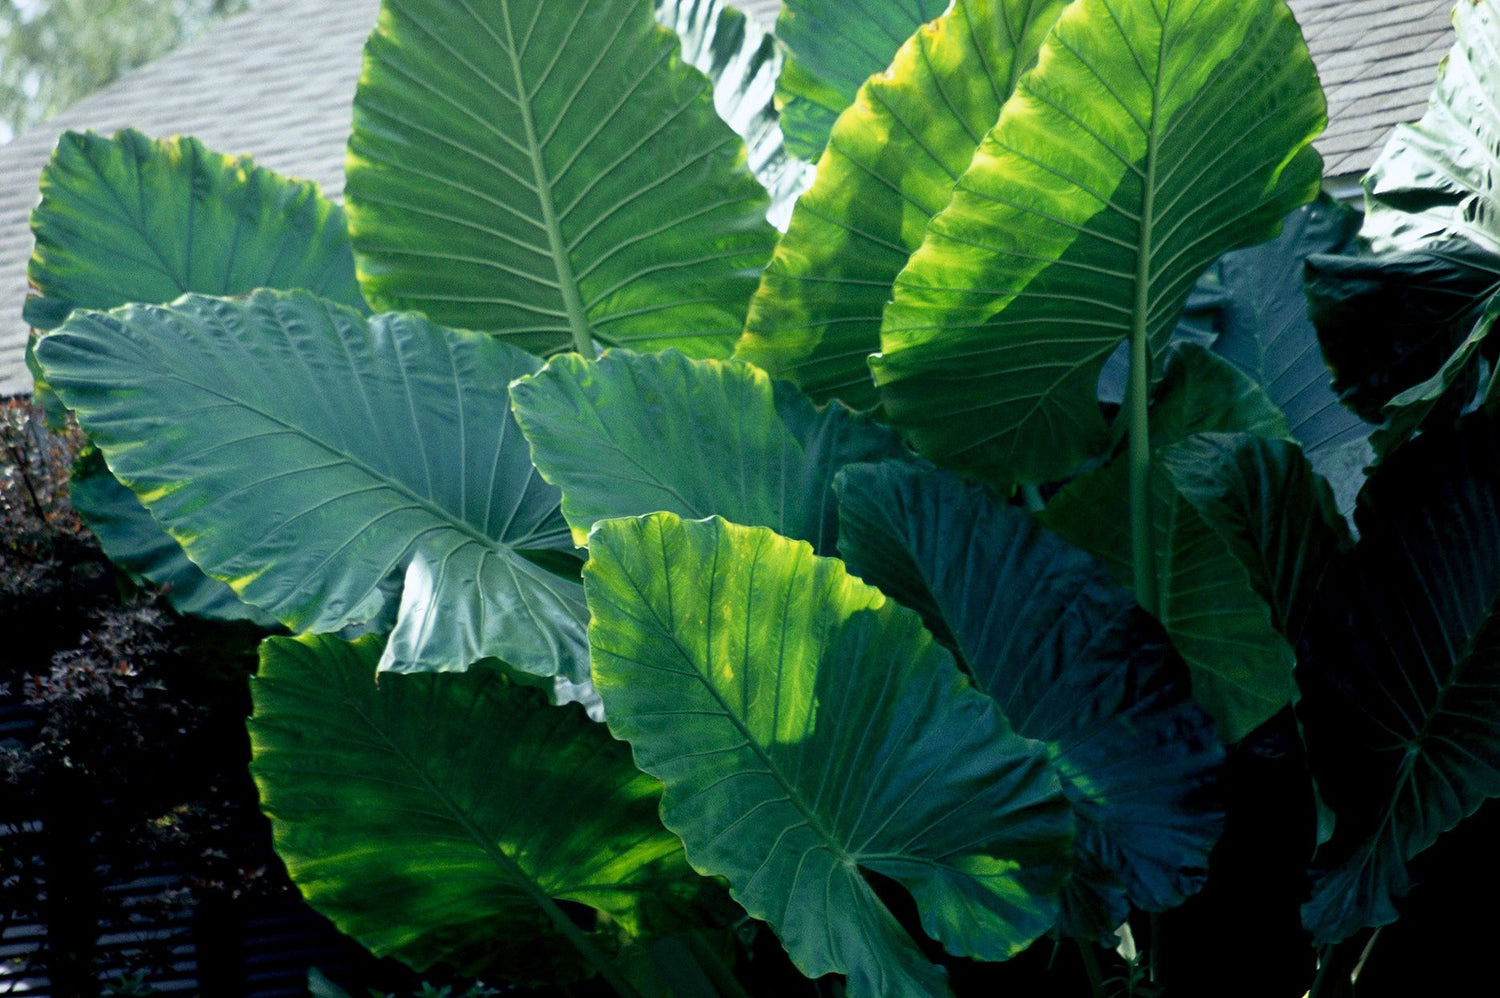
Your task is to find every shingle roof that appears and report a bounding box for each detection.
[1289,0,1456,179]
[0,0,379,395]
[0,0,1460,396]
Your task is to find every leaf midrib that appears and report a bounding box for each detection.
[494,0,594,352]
[632,527,859,871]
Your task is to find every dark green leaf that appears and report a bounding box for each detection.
[1043,431,1339,743]
[1158,434,1351,647]
[1206,200,1363,445]
[1309,241,1500,457]
[345,0,775,357]
[34,290,586,680]
[738,0,1067,408]
[835,461,1222,941]
[1299,411,1500,944]
[872,0,1325,485]
[251,633,701,983]
[510,348,912,556]
[586,513,1074,997]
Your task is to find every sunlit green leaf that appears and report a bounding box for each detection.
[26,128,365,330]
[873,0,1324,485]
[511,348,912,555]
[738,0,1067,407]
[772,0,948,161]
[345,0,775,357]
[24,128,366,619]
[251,633,701,983]
[586,513,1074,997]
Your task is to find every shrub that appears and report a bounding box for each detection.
[23,0,1500,994]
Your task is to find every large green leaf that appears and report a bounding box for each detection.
[32,290,587,681]
[1298,412,1500,945]
[24,128,366,621]
[772,0,950,162]
[1043,427,1344,742]
[345,0,775,358]
[1158,435,1350,649]
[25,128,365,330]
[834,461,1222,942]
[251,633,702,983]
[1193,197,1372,509]
[1309,241,1500,460]
[737,0,1068,408]
[511,348,912,556]
[657,0,813,227]
[586,513,1074,997]
[872,0,1325,485]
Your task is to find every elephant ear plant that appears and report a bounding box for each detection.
[25,0,1500,993]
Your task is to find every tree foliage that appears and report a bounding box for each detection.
[0,0,252,142]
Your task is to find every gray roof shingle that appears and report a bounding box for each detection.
[1289,0,1456,178]
[0,0,1461,395]
[0,0,379,395]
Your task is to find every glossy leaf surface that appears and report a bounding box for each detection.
[1299,412,1500,944]
[1306,0,1500,463]
[873,0,1324,485]
[738,0,1067,408]
[511,348,911,555]
[835,461,1222,940]
[33,290,587,680]
[1357,0,1500,256]
[586,514,1074,997]
[345,0,775,357]
[251,633,698,981]
[773,0,949,161]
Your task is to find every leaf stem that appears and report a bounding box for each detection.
[1129,18,1165,619]
[1128,262,1158,617]
[1078,940,1106,998]
[1021,483,1046,512]
[1309,929,1381,998]
[535,899,644,998]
